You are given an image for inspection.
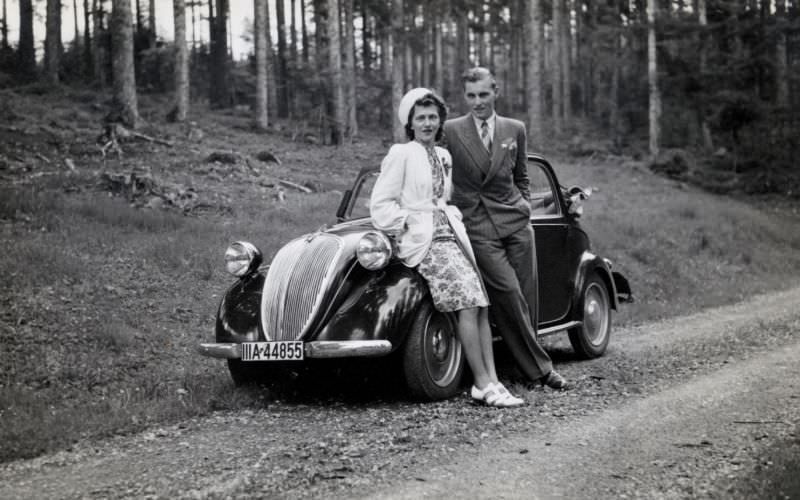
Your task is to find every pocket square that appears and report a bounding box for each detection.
[500,139,517,153]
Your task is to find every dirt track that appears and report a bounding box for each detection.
[1,287,798,499]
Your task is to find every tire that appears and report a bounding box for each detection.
[568,272,612,359]
[402,301,465,401]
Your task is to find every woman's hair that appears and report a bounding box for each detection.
[405,92,447,142]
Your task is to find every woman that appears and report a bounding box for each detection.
[370,88,524,407]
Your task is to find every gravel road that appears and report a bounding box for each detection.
[1,287,798,499]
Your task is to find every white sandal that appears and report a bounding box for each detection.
[493,383,525,406]
[471,383,523,407]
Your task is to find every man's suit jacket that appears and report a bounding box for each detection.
[443,114,530,240]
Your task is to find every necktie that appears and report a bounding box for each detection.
[480,120,492,152]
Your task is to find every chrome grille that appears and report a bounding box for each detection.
[260,233,344,341]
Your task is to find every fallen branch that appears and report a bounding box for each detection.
[129,130,174,147]
[276,178,312,193]
[35,152,51,164]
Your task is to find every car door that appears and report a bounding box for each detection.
[527,159,571,325]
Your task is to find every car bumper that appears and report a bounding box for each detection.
[198,340,393,359]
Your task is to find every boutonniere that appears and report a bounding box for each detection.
[501,139,517,154]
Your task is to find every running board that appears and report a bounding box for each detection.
[538,321,582,337]
[491,321,582,341]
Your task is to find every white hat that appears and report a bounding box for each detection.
[398,87,432,126]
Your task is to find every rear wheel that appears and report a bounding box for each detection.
[568,272,611,358]
[402,301,465,401]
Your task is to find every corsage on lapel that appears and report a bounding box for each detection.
[440,153,452,176]
[500,138,517,155]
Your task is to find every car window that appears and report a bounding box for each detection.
[527,160,561,217]
[349,172,378,220]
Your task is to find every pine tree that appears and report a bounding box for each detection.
[525,0,544,145]
[111,0,140,128]
[17,0,36,80]
[45,0,63,84]
[171,0,189,122]
[647,0,660,157]
[327,0,344,144]
[254,0,269,130]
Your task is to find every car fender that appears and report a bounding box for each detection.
[314,263,431,351]
[572,252,619,318]
[215,271,265,343]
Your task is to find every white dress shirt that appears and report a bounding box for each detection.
[472,112,496,150]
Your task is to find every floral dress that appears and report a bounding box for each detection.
[416,144,489,312]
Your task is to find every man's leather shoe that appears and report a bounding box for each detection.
[542,370,570,390]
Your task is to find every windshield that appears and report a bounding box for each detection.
[348,171,378,220]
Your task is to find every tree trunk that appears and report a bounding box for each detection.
[511,0,524,111]
[92,0,105,87]
[525,0,544,147]
[135,0,142,38]
[148,0,156,48]
[1,0,7,49]
[327,0,344,144]
[775,0,789,108]
[254,0,268,130]
[343,0,357,137]
[313,0,329,142]
[17,0,36,80]
[301,0,309,64]
[189,0,196,55]
[276,0,288,117]
[111,0,139,128]
[697,0,713,151]
[83,0,92,79]
[391,0,404,142]
[562,0,572,125]
[378,7,391,128]
[72,0,79,49]
[475,7,484,66]
[171,0,189,122]
[209,0,230,108]
[265,0,276,120]
[454,7,469,101]
[610,0,622,150]
[361,0,371,74]
[433,3,443,95]
[422,3,431,86]
[647,0,660,158]
[45,0,62,85]
[551,0,563,135]
[290,0,298,115]
[573,0,582,116]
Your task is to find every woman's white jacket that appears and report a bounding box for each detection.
[370,141,480,270]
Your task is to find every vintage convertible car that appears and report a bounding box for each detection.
[199,154,632,400]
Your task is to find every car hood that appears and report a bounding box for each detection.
[258,217,379,341]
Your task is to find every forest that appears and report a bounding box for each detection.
[2,0,800,467]
[1,0,799,195]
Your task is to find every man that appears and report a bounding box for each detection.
[443,67,568,390]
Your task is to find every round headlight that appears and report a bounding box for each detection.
[224,241,262,277]
[357,231,393,270]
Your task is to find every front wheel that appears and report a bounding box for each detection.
[402,301,465,401]
[568,272,612,358]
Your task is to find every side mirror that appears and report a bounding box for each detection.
[565,186,593,217]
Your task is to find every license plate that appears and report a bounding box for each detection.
[241,341,304,361]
